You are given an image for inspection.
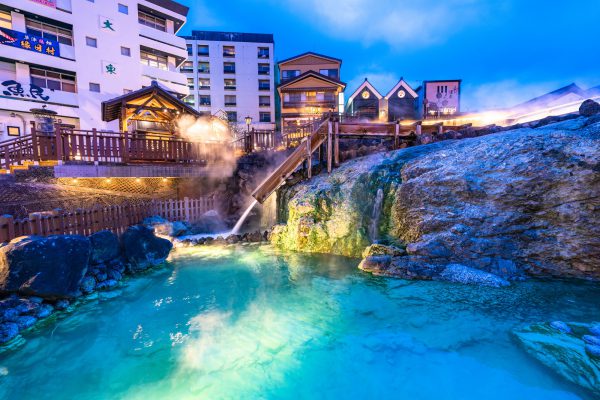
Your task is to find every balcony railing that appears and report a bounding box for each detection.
[282,100,336,108]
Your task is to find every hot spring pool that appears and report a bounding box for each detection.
[0,246,598,399]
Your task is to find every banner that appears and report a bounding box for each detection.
[0,27,60,57]
[30,0,57,8]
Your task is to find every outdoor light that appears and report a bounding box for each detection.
[73,178,78,184]
[135,178,141,183]
[162,178,168,182]
[105,178,112,183]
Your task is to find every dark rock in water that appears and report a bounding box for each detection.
[0,235,90,299]
[247,231,263,243]
[14,298,39,315]
[514,322,600,397]
[35,303,54,319]
[226,235,240,244]
[550,321,572,334]
[586,344,600,358]
[143,216,188,237]
[80,276,96,294]
[28,296,43,304]
[362,244,406,258]
[95,279,118,290]
[583,335,600,346]
[579,99,600,117]
[15,315,37,330]
[590,324,600,337]
[358,255,392,274]
[0,307,19,323]
[0,322,19,344]
[94,271,108,283]
[108,260,126,274]
[89,230,120,265]
[53,299,69,311]
[107,269,122,281]
[121,225,173,273]
[189,210,227,234]
[439,264,510,287]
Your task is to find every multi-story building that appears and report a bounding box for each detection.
[418,79,461,119]
[180,30,275,133]
[277,52,345,135]
[0,0,189,141]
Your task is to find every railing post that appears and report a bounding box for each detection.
[306,135,312,179]
[31,123,39,164]
[327,118,333,174]
[92,128,99,165]
[0,215,15,243]
[121,130,129,163]
[415,121,422,137]
[394,120,400,149]
[55,125,63,165]
[437,123,444,136]
[334,121,339,167]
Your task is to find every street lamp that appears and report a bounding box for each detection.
[245,116,252,133]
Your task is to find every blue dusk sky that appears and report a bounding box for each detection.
[178,0,600,111]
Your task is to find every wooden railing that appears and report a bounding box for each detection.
[0,195,217,243]
[0,127,232,169]
[233,129,277,154]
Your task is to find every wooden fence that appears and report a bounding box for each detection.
[233,129,277,154]
[1,127,231,169]
[0,195,217,243]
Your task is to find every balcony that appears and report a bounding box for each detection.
[223,66,236,74]
[282,100,336,109]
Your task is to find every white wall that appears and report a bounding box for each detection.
[185,38,275,132]
[0,0,189,137]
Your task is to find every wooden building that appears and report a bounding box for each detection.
[101,81,200,136]
[277,52,346,139]
[345,79,384,120]
[385,79,419,121]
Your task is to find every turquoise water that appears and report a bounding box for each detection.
[0,246,599,400]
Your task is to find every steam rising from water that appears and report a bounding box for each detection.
[176,115,236,179]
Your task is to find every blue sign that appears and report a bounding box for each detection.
[0,27,60,57]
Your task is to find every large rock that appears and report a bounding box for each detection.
[0,235,90,299]
[189,210,227,234]
[89,230,120,265]
[579,99,600,117]
[514,322,600,397]
[121,225,173,272]
[143,216,189,237]
[275,122,600,279]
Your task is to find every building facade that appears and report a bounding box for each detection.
[180,30,275,133]
[418,79,461,119]
[345,78,419,122]
[0,0,189,141]
[277,52,345,135]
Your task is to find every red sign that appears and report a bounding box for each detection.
[30,0,57,8]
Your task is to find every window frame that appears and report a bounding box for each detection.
[25,18,73,46]
[138,10,166,32]
[222,45,235,58]
[140,50,168,70]
[85,36,97,48]
[89,82,100,92]
[118,3,129,14]
[30,67,77,93]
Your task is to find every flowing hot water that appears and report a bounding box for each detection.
[231,199,258,234]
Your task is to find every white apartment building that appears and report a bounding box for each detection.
[181,31,275,133]
[0,0,189,141]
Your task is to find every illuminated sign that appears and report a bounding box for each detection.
[30,0,57,8]
[1,80,51,101]
[0,28,60,57]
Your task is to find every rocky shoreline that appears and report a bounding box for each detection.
[0,225,172,345]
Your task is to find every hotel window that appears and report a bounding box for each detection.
[224,95,237,106]
[198,78,210,90]
[181,61,194,72]
[319,69,338,79]
[224,78,236,90]
[121,46,131,56]
[138,10,166,32]
[25,19,73,46]
[226,111,237,122]
[186,44,193,55]
[187,78,194,89]
[199,95,211,106]
[89,82,100,92]
[118,3,128,14]
[198,45,209,56]
[259,95,270,107]
[223,62,235,74]
[85,37,97,48]
[198,62,210,73]
[258,80,270,91]
[223,46,235,58]
[30,67,76,93]
[281,70,300,81]
[259,112,271,123]
[140,50,168,70]
[258,63,270,75]
[0,11,12,29]
[257,47,269,59]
